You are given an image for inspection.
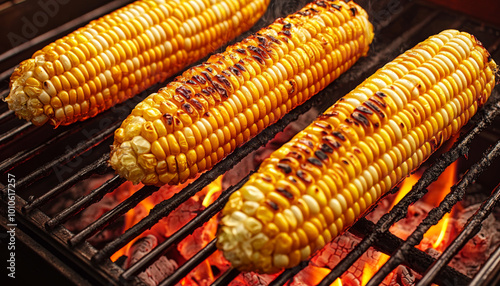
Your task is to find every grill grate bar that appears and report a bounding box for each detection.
[69,185,159,247]
[45,175,127,230]
[121,172,253,281]
[23,154,110,213]
[0,109,14,124]
[317,96,500,286]
[158,239,217,286]
[0,68,15,87]
[0,121,33,146]
[0,125,86,173]
[10,121,119,193]
[268,262,309,286]
[211,268,241,286]
[417,183,500,286]
[367,138,500,286]
[470,241,500,285]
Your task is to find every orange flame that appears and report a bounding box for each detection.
[202,175,223,207]
[299,266,341,285]
[392,172,420,207]
[361,253,389,286]
[423,161,458,251]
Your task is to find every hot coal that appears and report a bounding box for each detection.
[124,235,178,286]
[449,204,500,277]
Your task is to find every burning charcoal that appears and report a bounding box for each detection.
[342,273,361,286]
[47,174,114,215]
[178,217,217,259]
[291,265,335,286]
[62,177,142,246]
[125,235,158,269]
[231,272,276,286]
[137,256,178,286]
[208,250,231,274]
[424,248,441,259]
[124,234,178,286]
[63,179,144,246]
[386,266,416,286]
[449,204,500,277]
[159,197,203,238]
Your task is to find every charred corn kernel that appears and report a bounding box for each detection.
[110,0,374,185]
[6,0,270,127]
[217,29,497,273]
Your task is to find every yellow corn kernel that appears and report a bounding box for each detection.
[7,0,271,127]
[217,29,496,273]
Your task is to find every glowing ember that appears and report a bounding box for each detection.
[361,253,389,286]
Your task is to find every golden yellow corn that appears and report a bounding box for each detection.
[6,0,269,126]
[109,0,374,186]
[216,29,497,273]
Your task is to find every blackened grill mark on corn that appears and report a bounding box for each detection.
[217,29,497,273]
[6,0,271,126]
[110,0,374,185]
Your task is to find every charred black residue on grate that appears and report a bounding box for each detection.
[0,1,500,286]
[418,183,500,285]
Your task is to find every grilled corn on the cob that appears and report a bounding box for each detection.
[6,0,269,126]
[217,29,497,273]
[109,0,374,186]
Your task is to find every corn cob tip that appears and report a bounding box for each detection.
[6,56,51,126]
[109,130,151,185]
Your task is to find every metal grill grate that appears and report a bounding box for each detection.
[1,0,500,285]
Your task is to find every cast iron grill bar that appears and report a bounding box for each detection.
[68,185,159,247]
[158,239,218,286]
[11,121,120,194]
[0,69,15,85]
[0,125,87,173]
[120,171,253,281]
[45,175,127,230]
[417,183,500,286]
[268,262,310,286]
[91,81,328,264]
[317,96,500,286]
[367,139,500,286]
[0,89,10,100]
[0,110,14,124]
[0,0,134,72]
[23,154,110,213]
[0,122,33,146]
[211,268,241,286]
[470,243,500,285]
